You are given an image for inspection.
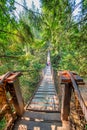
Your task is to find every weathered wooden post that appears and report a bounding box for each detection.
[0,83,12,121]
[7,73,24,116]
[61,83,72,121]
[0,72,15,123]
[58,71,72,121]
[58,72,62,107]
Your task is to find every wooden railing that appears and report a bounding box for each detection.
[59,71,87,121]
[0,72,24,130]
[0,70,87,129]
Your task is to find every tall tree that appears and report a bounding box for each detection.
[40,0,87,75]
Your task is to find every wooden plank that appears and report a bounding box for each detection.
[31,98,59,105]
[27,108,59,112]
[29,103,58,107]
[30,102,59,105]
[77,82,85,85]
[37,90,56,92]
[30,107,59,112]
[73,74,84,82]
[36,91,56,93]
[36,92,55,95]
[38,88,55,89]
[30,101,58,112]
[21,111,61,121]
[34,96,49,98]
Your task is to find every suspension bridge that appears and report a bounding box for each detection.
[0,53,87,130]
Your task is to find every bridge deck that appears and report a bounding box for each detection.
[26,65,60,112]
[13,110,70,130]
[13,65,70,130]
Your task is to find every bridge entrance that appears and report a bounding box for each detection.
[0,53,86,130]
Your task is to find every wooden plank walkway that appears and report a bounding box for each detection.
[26,65,60,112]
[13,65,70,130]
[13,111,70,130]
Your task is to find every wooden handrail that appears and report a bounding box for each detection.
[67,71,87,121]
[0,71,24,129]
[0,72,22,83]
[59,71,87,121]
[0,72,12,84]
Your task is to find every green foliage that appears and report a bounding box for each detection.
[82,0,87,12]
[41,0,87,76]
[0,0,47,106]
[0,118,6,130]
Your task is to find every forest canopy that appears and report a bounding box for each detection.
[0,0,87,76]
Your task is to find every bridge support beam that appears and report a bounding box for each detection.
[61,83,72,121]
